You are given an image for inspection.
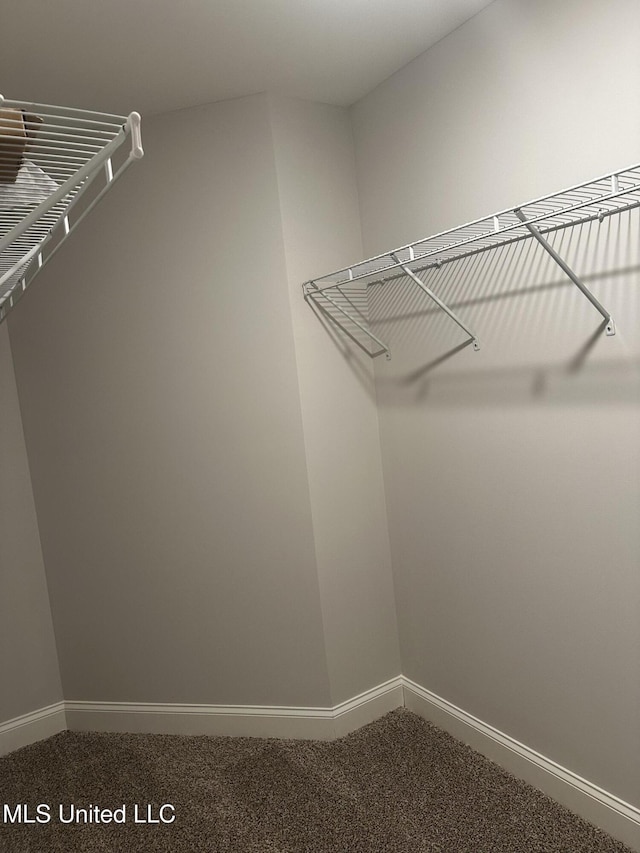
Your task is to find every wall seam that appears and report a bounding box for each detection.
[263,92,334,708]
[5,320,64,706]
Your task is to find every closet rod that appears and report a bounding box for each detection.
[306,163,640,292]
[0,96,126,121]
[356,197,640,291]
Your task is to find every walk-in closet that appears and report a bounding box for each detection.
[1,1,638,851]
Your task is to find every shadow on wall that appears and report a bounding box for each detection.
[309,210,640,408]
[305,292,378,401]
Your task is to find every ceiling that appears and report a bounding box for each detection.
[2,0,495,117]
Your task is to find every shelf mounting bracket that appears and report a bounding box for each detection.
[514,208,615,336]
[390,253,480,351]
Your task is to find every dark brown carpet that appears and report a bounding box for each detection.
[0,708,633,852]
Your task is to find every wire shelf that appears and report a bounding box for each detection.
[0,96,143,324]
[303,162,640,358]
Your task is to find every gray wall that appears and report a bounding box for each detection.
[351,0,640,806]
[8,94,331,707]
[269,95,400,705]
[0,324,62,721]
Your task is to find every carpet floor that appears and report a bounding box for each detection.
[0,708,633,853]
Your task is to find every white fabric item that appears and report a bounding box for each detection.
[0,160,59,209]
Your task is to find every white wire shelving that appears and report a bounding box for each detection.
[302,162,640,359]
[0,95,143,324]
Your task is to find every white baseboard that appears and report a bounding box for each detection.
[402,677,640,852]
[0,702,67,757]
[66,701,336,740]
[333,677,404,739]
[65,676,404,742]
[3,679,638,851]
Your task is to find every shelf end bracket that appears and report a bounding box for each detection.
[303,282,391,359]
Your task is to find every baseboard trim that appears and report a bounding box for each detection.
[0,702,67,757]
[402,677,640,852]
[65,676,404,741]
[333,676,404,738]
[4,679,637,851]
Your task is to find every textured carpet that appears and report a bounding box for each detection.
[0,708,633,852]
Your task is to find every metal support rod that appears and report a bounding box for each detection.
[391,253,480,351]
[514,208,616,335]
[0,242,42,289]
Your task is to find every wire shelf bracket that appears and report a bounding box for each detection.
[513,207,615,336]
[302,161,640,358]
[390,251,480,351]
[0,95,144,324]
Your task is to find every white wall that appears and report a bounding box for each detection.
[351,0,640,807]
[0,323,62,723]
[8,94,332,708]
[354,0,640,252]
[4,5,638,820]
[268,95,400,706]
